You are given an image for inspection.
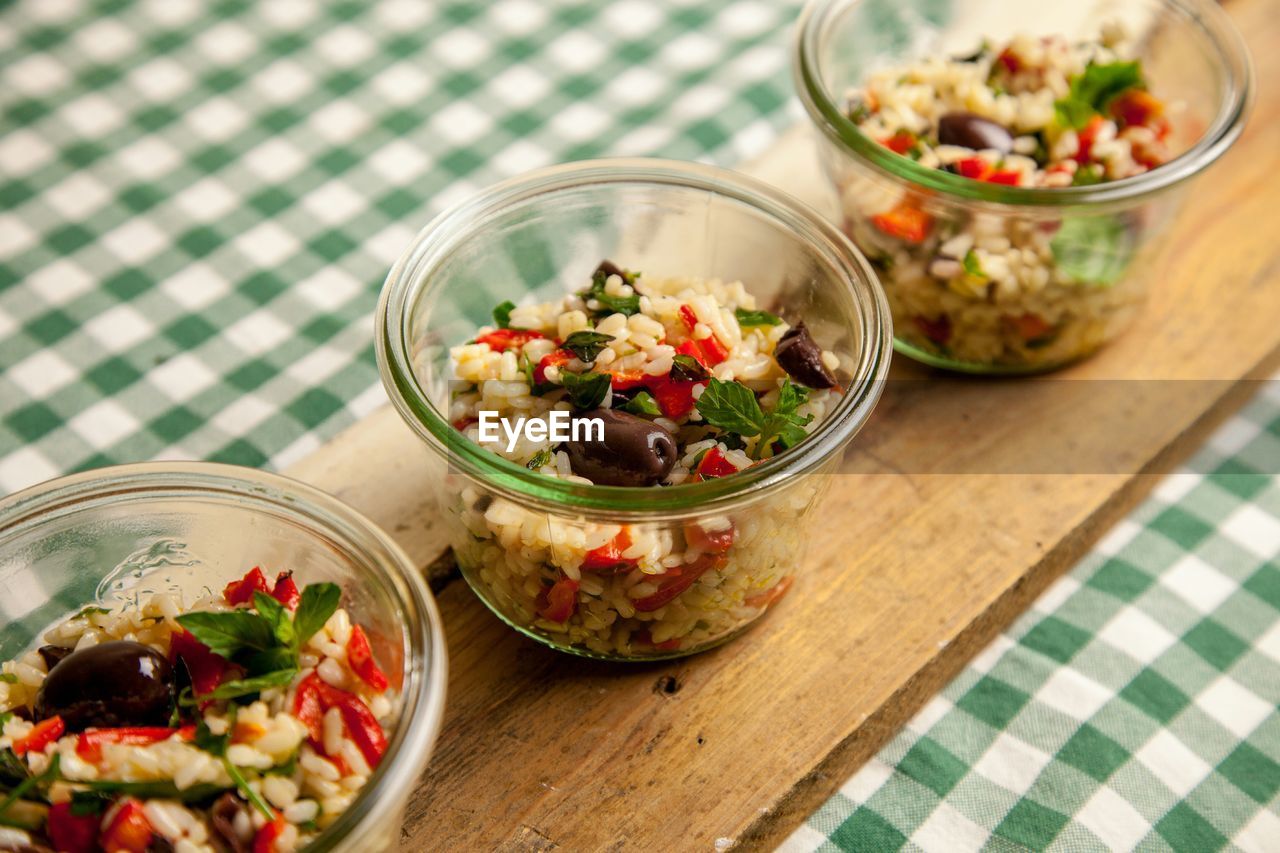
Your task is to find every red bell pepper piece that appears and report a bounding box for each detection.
[346,625,389,693]
[608,372,699,419]
[475,328,545,352]
[582,529,637,573]
[47,801,99,853]
[12,715,64,756]
[224,566,270,606]
[100,798,154,853]
[169,628,227,697]
[880,129,917,155]
[678,304,699,333]
[950,156,993,180]
[633,555,725,612]
[253,814,289,853]
[914,315,952,346]
[986,169,1021,185]
[292,672,326,745]
[676,336,729,369]
[1005,312,1053,341]
[76,726,195,763]
[693,448,739,480]
[871,203,932,243]
[745,576,795,609]
[1075,114,1105,163]
[536,577,579,622]
[294,673,391,769]
[534,348,574,384]
[684,521,735,554]
[1110,89,1164,130]
[271,571,301,610]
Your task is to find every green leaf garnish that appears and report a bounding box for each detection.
[561,330,614,362]
[194,669,297,703]
[580,268,641,317]
[193,718,228,757]
[175,611,277,660]
[1051,215,1134,286]
[620,391,662,417]
[526,448,553,470]
[292,582,341,650]
[76,779,227,804]
[492,300,515,329]
[694,378,766,435]
[1055,61,1144,129]
[252,592,295,649]
[962,249,985,278]
[560,370,611,410]
[75,606,111,620]
[69,789,111,817]
[734,308,782,328]
[670,353,710,382]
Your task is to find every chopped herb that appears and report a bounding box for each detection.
[1071,163,1105,186]
[669,354,710,382]
[291,582,341,650]
[695,378,813,460]
[191,670,298,704]
[580,268,641,318]
[0,674,16,684]
[1051,214,1133,286]
[561,330,614,362]
[620,391,662,417]
[758,380,814,456]
[962,249,985,278]
[734,308,782,328]
[77,779,227,804]
[193,718,228,757]
[252,592,295,649]
[224,758,275,821]
[526,448,553,470]
[492,301,515,329]
[559,370,611,410]
[520,354,557,396]
[74,606,110,620]
[69,789,111,817]
[1055,61,1144,129]
[175,610,277,661]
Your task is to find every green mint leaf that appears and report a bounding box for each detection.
[695,378,765,436]
[492,301,515,329]
[239,648,298,679]
[252,592,295,650]
[773,379,808,416]
[670,353,710,382]
[962,249,985,278]
[620,391,662,417]
[580,270,641,317]
[1055,61,1144,129]
[292,583,341,649]
[526,448,553,470]
[560,370,611,410]
[197,669,297,703]
[176,611,278,660]
[734,308,782,328]
[561,330,614,362]
[1051,215,1134,286]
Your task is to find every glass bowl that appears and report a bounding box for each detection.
[793,0,1253,373]
[0,462,447,853]
[376,158,891,661]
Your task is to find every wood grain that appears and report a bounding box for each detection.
[287,0,1280,847]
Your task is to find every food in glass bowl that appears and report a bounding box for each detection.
[0,568,396,853]
[841,25,1171,368]
[445,260,848,655]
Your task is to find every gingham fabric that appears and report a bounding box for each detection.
[783,383,1280,852]
[0,0,799,492]
[1,2,1276,851]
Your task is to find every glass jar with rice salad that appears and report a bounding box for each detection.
[0,464,446,853]
[794,0,1252,372]
[377,160,891,660]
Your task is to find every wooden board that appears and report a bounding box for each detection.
[287,0,1280,847]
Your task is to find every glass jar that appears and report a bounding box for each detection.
[793,0,1253,373]
[376,159,891,660]
[0,462,447,853]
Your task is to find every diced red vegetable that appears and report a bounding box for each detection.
[76,726,195,763]
[608,371,700,420]
[745,576,795,609]
[316,682,389,770]
[475,328,545,352]
[346,625,389,693]
[684,521,735,554]
[292,672,326,745]
[13,715,64,756]
[47,801,99,853]
[986,169,1021,186]
[951,156,993,180]
[1005,312,1053,341]
[693,448,739,481]
[996,47,1021,73]
[534,348,574,384]
[100,798,154,853]
[169,628,227,697]
[271,571,301,610]
[914,315,952,346]
[678,304,699,333]
[253,814,289,853]
[1110,89,1164,130]
[1075,114,1105,163]
[633,555,726,612]
[582,528,638,573]
[451,416,479,430]
[223,566,270,606]
[871,203,932,243]
[676,336,729,369]
[536,577,580,623]
[880,129,917,155]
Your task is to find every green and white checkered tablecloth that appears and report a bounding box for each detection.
[0,2,1276,851]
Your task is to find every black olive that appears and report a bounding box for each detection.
[564,408,677,487]
[34,640,174,731]
[937,111,1014,154]
[36,645,71,671]
[774,323,837,389]
[594,260,626,280]
[210,793,250,853]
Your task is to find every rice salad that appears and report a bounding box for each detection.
[836,23,1174,368]
[442,261,848,656]
[0,568,397,852]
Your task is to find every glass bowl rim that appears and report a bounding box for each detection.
[375,157,893,518]
[0,461,448,853]
[792,0,1255,207]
